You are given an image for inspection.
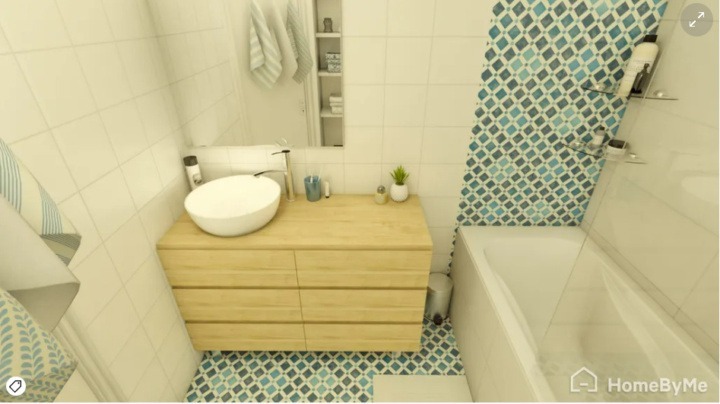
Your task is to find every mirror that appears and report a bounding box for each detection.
[154,0,343,148]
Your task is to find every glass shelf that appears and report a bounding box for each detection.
[563,141,647,164]
[581,85,678,101]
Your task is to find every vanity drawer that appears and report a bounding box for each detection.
[159,249,297,288]
[295,250,431,288]
[174,289,302,322]
[305,323,422,351]
[187,323,306,351]
[300,289,425,323]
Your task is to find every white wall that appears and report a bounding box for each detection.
[0,0,198,400]
[148,0,244,147]
[583,0,719,360]
[191,0,495,272]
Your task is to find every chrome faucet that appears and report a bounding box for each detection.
[253,149,295,201]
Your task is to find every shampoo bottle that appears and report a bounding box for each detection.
[617,35,659,97]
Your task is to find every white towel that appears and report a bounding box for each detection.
[286,0,313,83]
[249,0,282,89]
[329,93,343,103]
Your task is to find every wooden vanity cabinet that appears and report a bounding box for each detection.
[157,195,433,352]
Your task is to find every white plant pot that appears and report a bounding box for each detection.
[390,183,408,202]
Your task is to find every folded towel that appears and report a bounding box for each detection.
[286,0,312,83]
[331,106,344,114]
[329,94,343,103]
[249,0,282,89]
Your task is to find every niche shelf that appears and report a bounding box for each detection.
[581,84,678,101]
[310,0,344,147]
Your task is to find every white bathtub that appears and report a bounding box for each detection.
[450,226,719,402]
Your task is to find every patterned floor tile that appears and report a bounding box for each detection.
[185,319,464,402]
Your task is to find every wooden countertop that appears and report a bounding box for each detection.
[157,195,433,251]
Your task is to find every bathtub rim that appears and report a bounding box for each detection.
[456,225,719,401]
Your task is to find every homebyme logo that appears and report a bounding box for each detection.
[570,367,710,397]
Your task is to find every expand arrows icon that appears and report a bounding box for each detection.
[690,10,706,28]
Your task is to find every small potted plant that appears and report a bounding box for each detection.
[389,165,410,202]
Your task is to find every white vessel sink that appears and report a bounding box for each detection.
[184,175,281,237]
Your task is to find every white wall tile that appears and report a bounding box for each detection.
[101,100,149,163]
[104,216,152,282]
[433,0,494,37]
[117,39,164,96]
[419,196,459,227]
[418,164,465,196]
[421,127,470,164]
[385,38,432,84]
[129,359,170,402]
[425,85,477,127]
[344,164,382,194]
[136,89,174,144]
[345,85,385,126]
[122,150,164,209]
[9,132,77,202]
[0,55,47,143]
[429,227,455,255]
[126,256,168,319]
[17,49,97,127]
[387,0,436,36]
[344,127,383,164]
[138,192,174,243]
[0,28,10,54]
[343,38,386,85]
[169,347,199,397]
[103,0,153,40]
[59,195,102,268]
[81,169,137,239]
[382,127,423,164]
[0,0,71,51]
[342,0,387,37]
[86,290,141,366]
[142,289,178,350]
[430,38,487,84]
[76,44,134,109]
[109,326,155,397]
[56,0,115,45]
[53,114,118,188]
[152,135,183,186]
[157,319,191,375]
[384,85,427,126]
[305,147,344,164]
[69,246,122,327]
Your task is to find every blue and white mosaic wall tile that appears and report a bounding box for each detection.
[458,0,667,226]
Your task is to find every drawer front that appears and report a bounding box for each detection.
[159,250,297,288]
[174,289,302,322]
[187,323,306,351]
[305,323,422,352]
[300,289,425,323]
[295,250,431,288]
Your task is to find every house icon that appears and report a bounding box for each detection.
[570,367,598,393]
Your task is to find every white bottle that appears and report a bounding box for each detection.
[183,156,203,190]
[617,35,659,97]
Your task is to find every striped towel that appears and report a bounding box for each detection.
[0,138,81,265]
[286,0,313,83]
[249,0,282,89]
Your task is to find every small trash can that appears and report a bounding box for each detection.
[424,273,453,325]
